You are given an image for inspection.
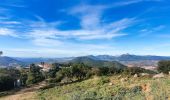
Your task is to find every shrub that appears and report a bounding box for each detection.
[122,67,155,75]
[55,63,91,83]
[26,64,44,85]
[130,86,142,93]
[158,60,170,74]
[97,77,110,85]
[0,75,14,91]
[47,63,60,78]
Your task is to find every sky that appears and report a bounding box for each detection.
[0,0,170,57]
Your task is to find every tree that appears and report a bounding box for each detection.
[158,60,170,74]
[26,64,44,84]
[20,69,28,86]
[55,63,90,83]
[0,75,14,92]
[47,63,60,78]
[0,68,18,91]
[71,63,88,80]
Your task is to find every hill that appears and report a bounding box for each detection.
[70,57,126,69]
[2,75,170,100]
[0,56,23,67]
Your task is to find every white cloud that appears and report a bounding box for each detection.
[32,38,63,47]
[0,28,18,37]
[139,25,165,37]
[25,17,134,46]
[0,21,21,25]
[113,0,163,7]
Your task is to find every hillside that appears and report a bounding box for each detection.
[1,75,170,100]
[0,56,23,67]
[70,57,126,69]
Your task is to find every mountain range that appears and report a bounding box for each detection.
[86,54,170,61]
[1,54,170,67]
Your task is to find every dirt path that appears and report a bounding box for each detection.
[0,81,47,100]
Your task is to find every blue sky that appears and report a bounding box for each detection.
[0,0,170,57]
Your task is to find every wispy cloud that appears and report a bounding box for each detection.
[113,0,162,7]
[0,2,137,47]
[139,25,165,37]
[0,0,164,57]
[0,0,26,8]
[0,28,18,37]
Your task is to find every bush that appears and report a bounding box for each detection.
[0,75,14,92]
[97,77,110,85]
[158,60,170,74]
[26,64,44,85]
[122,67,154,75]
[47,63,60,78]
[55,63,91,83]
[130,86,142,93]
[113,86,142,100]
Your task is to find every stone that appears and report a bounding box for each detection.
[120,77,128,82]
[153,73,164,78]
[134,74,138,78]
[141,73,149,76]
[109,82,113,86]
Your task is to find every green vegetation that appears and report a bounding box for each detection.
[158,60,170,74]
[70,57,126,69]
[0,75,14,92]
[36,75,170,100]
[0,68,20,91]
[123,67,156,75]
[1,59,170,100]
[26,64,44,85]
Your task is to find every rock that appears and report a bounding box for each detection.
[153,73,164,78]
[109,82,113,86]
[120,77,128,82]
[169,71,170,75]
[134,74,138,78]
[141,73,149,76]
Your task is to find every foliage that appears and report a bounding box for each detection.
[38,76,161,100]
[26,64,44,84]
[0,68,22,91]
[54,63,91,83]
[19,69,28,86]
[47,63,60,78]
[0,75,14,92]
[122,67,155,75]
[70,57,127,69]
[158,60,170,74]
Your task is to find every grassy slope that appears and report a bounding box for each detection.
[36,75,170,100]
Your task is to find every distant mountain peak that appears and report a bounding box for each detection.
[119,53,134,56]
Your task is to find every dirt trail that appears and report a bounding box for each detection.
[0,81,46,100]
